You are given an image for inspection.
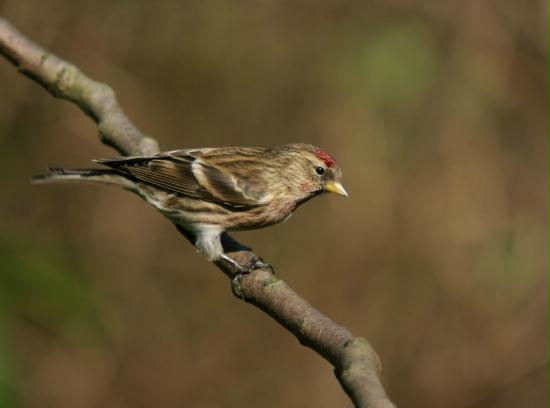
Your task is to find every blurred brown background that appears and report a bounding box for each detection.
[0,1,548,407]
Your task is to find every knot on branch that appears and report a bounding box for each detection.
[340,338,382,374]
[336,338,396,408]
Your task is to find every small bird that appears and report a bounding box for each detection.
[33,143,348,272]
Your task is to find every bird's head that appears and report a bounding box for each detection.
[274,144,348,200]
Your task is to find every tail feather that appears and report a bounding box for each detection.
[32,168,135,189]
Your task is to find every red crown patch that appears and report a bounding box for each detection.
[314,148,337,168]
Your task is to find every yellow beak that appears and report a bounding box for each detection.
[324,181,349,197]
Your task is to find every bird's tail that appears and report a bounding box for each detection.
[32,168,135,189]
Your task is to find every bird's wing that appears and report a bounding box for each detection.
[96,148,268,209]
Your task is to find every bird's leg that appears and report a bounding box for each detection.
[221,254,246,272]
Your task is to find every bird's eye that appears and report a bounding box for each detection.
[315,166,325,176]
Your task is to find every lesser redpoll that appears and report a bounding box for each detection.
[33,143,348,272]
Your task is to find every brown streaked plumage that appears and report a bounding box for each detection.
[33,143,348,272]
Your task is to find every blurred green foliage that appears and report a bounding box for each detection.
[0,237,100,331]
[0,320,19,408]
[472,224,546,309]
[0,237,102,407]
[356,21,438,108]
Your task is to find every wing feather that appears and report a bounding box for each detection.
[97,148,268,209]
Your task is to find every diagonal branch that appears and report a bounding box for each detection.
[0,18,395,408]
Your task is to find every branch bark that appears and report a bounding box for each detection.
[0,18,395,408]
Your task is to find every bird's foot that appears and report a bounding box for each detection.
[241,256,274,274]
[221,255,274,298]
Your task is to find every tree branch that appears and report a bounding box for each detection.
[0,18,395,408]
